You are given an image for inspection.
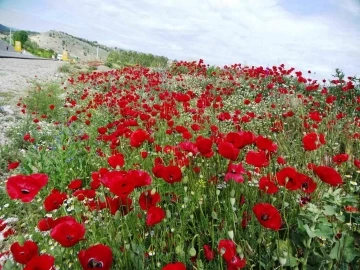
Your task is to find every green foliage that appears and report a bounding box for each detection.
[206,65,221,77]
[23,40,55,58]
[22,82,64,121]
[58,63,72,73]
[12,30,28,44]
[0,144,20,173]
[105,50,168,68]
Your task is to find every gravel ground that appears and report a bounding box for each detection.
[0,58,64,145]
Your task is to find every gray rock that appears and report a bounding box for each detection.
[0,105,14,115]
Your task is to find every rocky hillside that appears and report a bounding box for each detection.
[29,30,110,61]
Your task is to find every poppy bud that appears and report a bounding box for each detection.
[188,247,196,257]
[175,245,183,255]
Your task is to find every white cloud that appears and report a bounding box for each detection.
[2,0,360,79]
[336,0,360,15]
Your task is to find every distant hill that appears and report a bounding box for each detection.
[29,30,110,61]
[1,25,168,64]
[0,24,11,32]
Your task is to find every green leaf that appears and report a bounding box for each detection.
[332,188,342,196]
[329,235,360,263]
[304,224,316,238]
[3,260,15,270]
[284,255,298,267]
[329,241,340,261]
[323,205,336,216]
[314,224,333,240]
[343,236,360,263]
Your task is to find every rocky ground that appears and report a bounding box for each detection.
[0,58,64,145]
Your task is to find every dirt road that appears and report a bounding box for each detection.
[0,58,64,145]
[0,58,63,104]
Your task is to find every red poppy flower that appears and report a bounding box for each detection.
[245,150,269,167]
[37,217,54,231]
[259,176,279,194]
[195,137,213,156]
[23,133,31,141]
[344,205,359,213]
[24,254,55,270]
[276,156,286,165]
[68,179,83,190]
[179,142,198,156]
[256,136,278,153]
[175,125,188,133]
[225,162,246,183]
[130,129,149,147]
[78,244,113,270]
[332,153,349,165]
[253,203,282,231]
[276,167,301,190]
[68,115,78,124]
[313,165,343,186]
[107,153,125,168]
[50,219,86,247]
[302,132,325,151]
[100,171,135,197]
[43,189,67,212]
[218,239,236,262]
[162,165,182,184]
[296,173,317,193]
[355,159,360,169]
[97,126,107,135]
[226,131,255,149]
[0,219,6,232]
[191,123,201,131]
[141,151,148,159]
[6,174,48,202]
[3,227,15,238]
[112,196,133,216]
[162,262,186,270]
[226,255,246,269]
[126,169,152,188]
[218,142,240,161]
[73,189,96,201]
[97,196,120,215]
[203,245,215,261]
[146,206,165,226]
[10,240,38,264]
[139,190,161,210]
[152,164,165,178]
[7,161,20,171]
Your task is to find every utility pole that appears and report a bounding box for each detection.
[96,46,99,59]
[9,28,12,46]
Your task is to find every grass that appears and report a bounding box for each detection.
[22,82,63,117]
[0,92,15,106]
[58,63,72,73]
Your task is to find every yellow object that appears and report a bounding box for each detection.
[62,51,69,61]
[14,41,22,52]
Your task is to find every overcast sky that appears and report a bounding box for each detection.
[1,0,359,79]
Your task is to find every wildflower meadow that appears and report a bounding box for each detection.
[0,60,359,269]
